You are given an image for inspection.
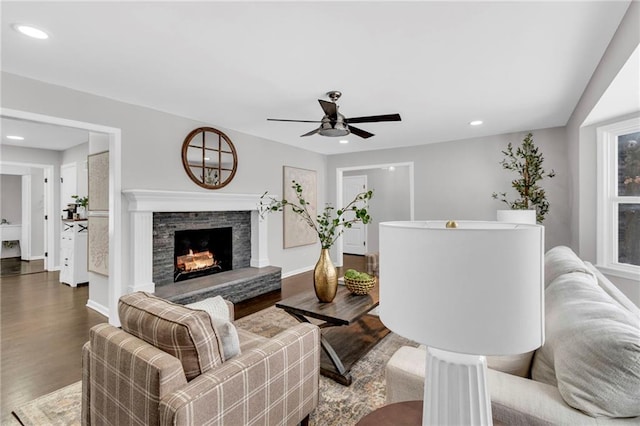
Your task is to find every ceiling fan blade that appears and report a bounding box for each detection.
[318,100,338,118]
[300,127,321,137]
[267,118,322,123]
[346,113,402,124]
[348,125,374,139]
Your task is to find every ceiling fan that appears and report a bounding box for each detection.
[267,91,401,139]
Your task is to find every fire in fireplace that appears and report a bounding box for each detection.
[174,227,232,282]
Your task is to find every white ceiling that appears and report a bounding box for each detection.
[1,116,89,150]
[583,44,640,127]
[0,1,633,155]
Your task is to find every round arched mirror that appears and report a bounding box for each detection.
[181,127,238,189]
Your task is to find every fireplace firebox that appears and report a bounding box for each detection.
[174,227,232,282]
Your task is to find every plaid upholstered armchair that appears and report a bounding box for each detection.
[82,292,320,425]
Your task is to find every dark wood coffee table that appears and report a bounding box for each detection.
[276,281,389,385]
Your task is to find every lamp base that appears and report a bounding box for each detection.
[423,347,492,426]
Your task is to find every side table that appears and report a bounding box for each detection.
[357,401,506,425]
[356,400,422,425]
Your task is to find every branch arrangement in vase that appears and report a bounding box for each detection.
[259,180,373,249]
[492,132,555,223]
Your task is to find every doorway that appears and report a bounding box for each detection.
[335,162,414,267]
[342,175,368,255]
[0,162,53,276]
[1,107,122,325]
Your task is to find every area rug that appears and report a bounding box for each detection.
[12,306,416,426]
[11,381,82,426]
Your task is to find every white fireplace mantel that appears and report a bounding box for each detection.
[122,189,270,294]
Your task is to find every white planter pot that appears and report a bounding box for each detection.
[496,209,536,224]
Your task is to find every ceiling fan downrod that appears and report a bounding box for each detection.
[327,91,342,103]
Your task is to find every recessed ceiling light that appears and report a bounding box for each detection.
[470,120,483,126]
[6,135,25,140]
[339,140,349,144]
[13,24,49,40]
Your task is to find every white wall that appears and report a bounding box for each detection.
[1,174,22,258]
[1,174,22,223]
[1,72,327,319]
[62,141,89,200]
[344,166,412,252]
[29,167,44,257]
[0,145,62,266]
[329,127,570,251]
[565,1,640,305]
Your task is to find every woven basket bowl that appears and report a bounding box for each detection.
[344,277,376,295]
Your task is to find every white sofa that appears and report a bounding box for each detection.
[386,246,640,425]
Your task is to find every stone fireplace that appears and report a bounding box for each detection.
[123,190,278,302]
[153,211,249,285]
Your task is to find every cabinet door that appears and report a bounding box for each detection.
[59,246,73,283]
[60,163,78,210]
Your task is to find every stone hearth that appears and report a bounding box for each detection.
[123,190,273,300]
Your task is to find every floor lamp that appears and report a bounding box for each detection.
[379,220,544,425]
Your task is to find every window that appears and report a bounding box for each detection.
[597,117,640,279]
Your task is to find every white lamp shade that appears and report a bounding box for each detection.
[379,221,544,356]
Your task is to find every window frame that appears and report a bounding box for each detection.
[596,116,640,279]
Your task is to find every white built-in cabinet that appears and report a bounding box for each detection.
[60,220,89,287]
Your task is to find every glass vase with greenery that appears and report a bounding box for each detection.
[492,132,555,223]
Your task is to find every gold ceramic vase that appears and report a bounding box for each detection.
[314,248,338,302]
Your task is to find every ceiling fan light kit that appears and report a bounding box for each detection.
[267,90,401,140]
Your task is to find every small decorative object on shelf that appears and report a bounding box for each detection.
[260,180,373,302]
[71,195,89,219]
[492,132,555,223]
[343,269,375,295]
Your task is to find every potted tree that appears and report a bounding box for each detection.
[492,133,555,223]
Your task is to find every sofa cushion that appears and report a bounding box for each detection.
[531,272,640,418]
[487,352,534,378]
[119,292,224,381]
[544,246,594,288]
[186,297,241,361]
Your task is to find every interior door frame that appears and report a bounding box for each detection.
[342,174,368,255]
[335,161,415,267]
[1,162,53,268]
[1,108,123,325]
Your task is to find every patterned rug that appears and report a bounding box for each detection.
[12,306,416,426]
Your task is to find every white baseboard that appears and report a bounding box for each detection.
[49,265,61,271]
[28,255,45,261]
[282,264,314,279]
[86,299,109,319]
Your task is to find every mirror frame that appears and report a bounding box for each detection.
[181,127,238,189]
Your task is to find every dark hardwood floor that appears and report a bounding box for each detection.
[0,258,45,277]
[0,255,366,419]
